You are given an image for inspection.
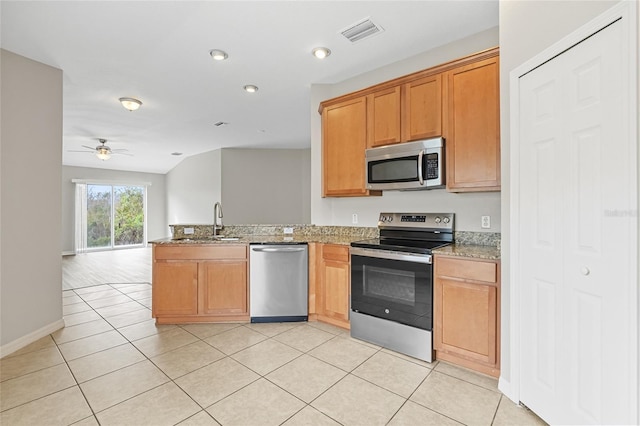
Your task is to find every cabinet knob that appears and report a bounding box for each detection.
[580,266,590,276]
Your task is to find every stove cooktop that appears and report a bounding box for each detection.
[350,238,451,255]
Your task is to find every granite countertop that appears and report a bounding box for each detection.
[153,224,500,259]
[433,244,501,261]
[150,234,359,246]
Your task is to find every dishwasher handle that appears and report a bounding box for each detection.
[250,247,307,253]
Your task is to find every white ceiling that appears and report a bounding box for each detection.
[1,1,498,174]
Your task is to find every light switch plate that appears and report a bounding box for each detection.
[283,227,294,234]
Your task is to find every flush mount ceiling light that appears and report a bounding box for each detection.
[312,47,331,59]
[243,85,259,93]
[119,97,142,111]
[209,49,228,61]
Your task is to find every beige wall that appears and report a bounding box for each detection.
[310,27,502,231]
[166,149,222,225]
[1,49,64,351]
[165,148,310,226]
[221,148,311,225]
[61,166,168,252]
[498,0,626,394]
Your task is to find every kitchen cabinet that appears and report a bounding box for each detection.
[152,244,249,324]
[433,255,500,377]
[402,74,442,142]
[444,56,500,192]
[322,96,381,197]
[315,244,350,329]
[367,86,401,148]
[319,48,498,197]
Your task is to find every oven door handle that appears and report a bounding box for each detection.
[417,149,425,186]
[350,247,432,264]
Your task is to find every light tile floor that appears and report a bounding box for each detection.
[1,283,547,426]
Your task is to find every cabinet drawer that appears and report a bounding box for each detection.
[436,257,496,283]
[322,245,349,262]
[154,245,247,260]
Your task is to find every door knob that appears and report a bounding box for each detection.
[580,266,590,276]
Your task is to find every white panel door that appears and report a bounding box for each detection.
[518,18,636,425]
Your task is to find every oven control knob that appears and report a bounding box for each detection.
[434,216,442,224]
[387,216,393,222]
[443,217,450,224]
[385,309,390,314]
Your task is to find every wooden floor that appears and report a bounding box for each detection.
[62,247,152,290]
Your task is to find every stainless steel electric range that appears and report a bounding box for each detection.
[350,212,454,362]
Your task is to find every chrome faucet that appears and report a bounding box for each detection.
[213,202,224,236]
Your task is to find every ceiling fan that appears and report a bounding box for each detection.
[69,138,132,161]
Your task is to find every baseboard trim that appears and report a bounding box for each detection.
[0,319,65,358]
[498,376,518,404]
[62,251,75,256]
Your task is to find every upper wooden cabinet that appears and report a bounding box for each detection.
[402,74,442,142]
[444,56,500,192]
[319,47,499,196]
[367,86,401,148]
[322,96,381,197]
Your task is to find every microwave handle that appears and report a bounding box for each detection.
[417,149,425,185]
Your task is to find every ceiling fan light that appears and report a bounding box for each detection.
[96,148,111,160]
[119,97,142,111]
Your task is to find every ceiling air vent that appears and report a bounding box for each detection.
[213,121,228,127]
[340,18,384,43]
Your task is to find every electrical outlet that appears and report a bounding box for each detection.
[184,227,195,235]
[352,213,358,224]
[283,227,294,234]
[481,216,491,229]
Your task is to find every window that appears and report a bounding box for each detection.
[74,181,148,252]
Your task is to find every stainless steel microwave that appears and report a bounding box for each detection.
[365,137,445,191]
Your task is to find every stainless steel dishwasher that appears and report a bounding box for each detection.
[249,243,308,323]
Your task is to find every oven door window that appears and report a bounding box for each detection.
[351,255,433,330]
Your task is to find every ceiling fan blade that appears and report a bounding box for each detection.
[113,152,134,156]
[81,145,96,150]
[111,148,129,152]
[68,150,94,153]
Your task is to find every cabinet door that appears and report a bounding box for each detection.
[317,244,350,327]
[199,261,248,315]
[367,87,401,148]
[445,56,500,192]
[152,261,198,316]
[402,74,442,141]
[320,259,350,323]
[322,97,379,197]
[434,278,497,365]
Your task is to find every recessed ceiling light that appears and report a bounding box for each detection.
[119,97,142,111]
[171,152,183,156]
[243,85,259,93]
[209,49,228,61]
[312,47,331,59]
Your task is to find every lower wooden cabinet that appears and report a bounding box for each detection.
[434,255,500,377]
[315,243,350,329]
[152,244,249,324]
[198,260,247,315]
